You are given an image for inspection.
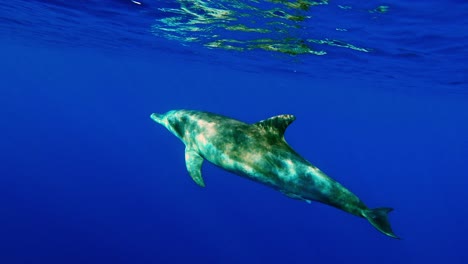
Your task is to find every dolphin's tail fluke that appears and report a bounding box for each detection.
[363,207,399,239]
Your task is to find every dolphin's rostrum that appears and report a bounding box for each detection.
[151,110,399,239]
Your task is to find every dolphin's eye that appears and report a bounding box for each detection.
[180,116,188,123]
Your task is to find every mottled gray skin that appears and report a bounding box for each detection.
[151,109,398,238]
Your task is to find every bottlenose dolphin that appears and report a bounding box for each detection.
[150,110,398,239]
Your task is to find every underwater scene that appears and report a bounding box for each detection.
[1,0,467,263]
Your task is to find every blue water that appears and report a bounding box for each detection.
[1,0,467,263]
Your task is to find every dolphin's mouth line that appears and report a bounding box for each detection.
[150,113,163,124]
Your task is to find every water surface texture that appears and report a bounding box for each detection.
[1,1,467,264]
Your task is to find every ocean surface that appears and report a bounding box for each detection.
[1,0,467,263]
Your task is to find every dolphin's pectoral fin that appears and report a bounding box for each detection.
[254,114,296,138]
[185,148,205,187]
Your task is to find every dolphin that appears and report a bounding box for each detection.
[150,109,399,239]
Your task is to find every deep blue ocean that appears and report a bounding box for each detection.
[1,1,467,263]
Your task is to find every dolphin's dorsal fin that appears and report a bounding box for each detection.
[254,114,296,138]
